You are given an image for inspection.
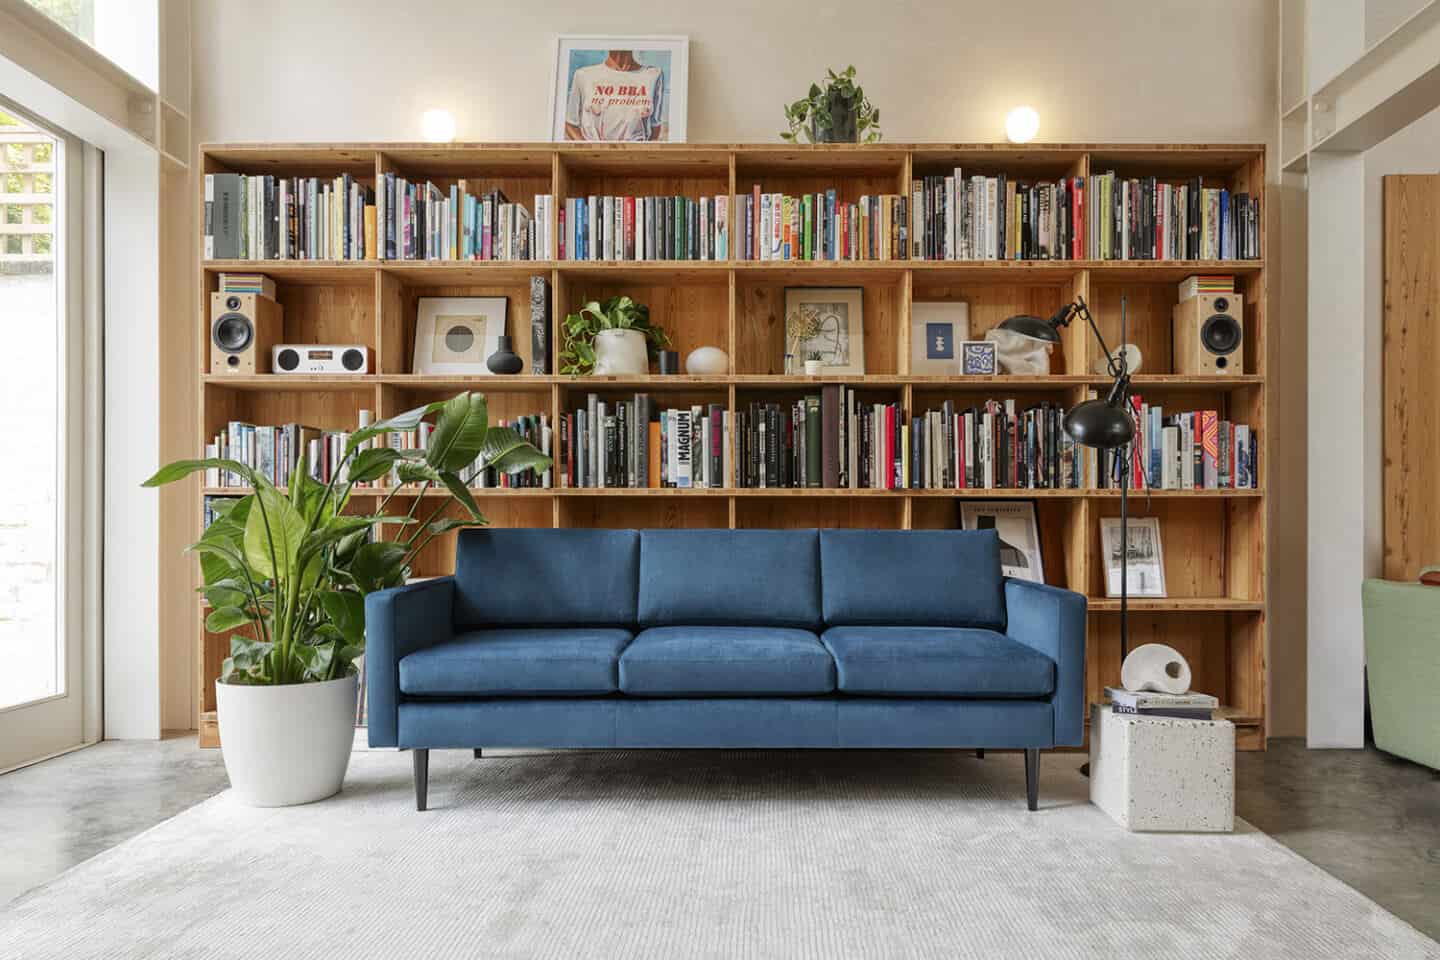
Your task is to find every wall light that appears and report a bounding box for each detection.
[1005,106,1040,144]
[421,109,457,143]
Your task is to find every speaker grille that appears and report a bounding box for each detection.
[342,348,365,371]
[212,313,254,354]
[1200,313,1241,355]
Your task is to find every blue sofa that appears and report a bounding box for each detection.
[366,528,1086,811]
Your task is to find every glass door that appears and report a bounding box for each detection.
[0,100,91,771]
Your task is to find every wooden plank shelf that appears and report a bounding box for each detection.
[194,140,1270,750]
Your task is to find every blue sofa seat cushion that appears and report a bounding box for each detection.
[819,529,1006,629]
[821,626,1055,698]
[638,529,821,628]
[619,626,835,696]
[399,627,633,697]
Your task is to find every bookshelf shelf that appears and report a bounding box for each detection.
[195,141,1269,750]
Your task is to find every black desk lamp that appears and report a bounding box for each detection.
[999,296,1136,657]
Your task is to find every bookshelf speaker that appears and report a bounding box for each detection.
[1172,293,1243,376]
[210,293,283,374]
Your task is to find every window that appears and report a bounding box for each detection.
[23,0,158,91]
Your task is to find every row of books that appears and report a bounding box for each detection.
[1087,173,1259,261]
[558,395,729,489]
[735,189,908,261]
[204,416,375,488]
[384,416,553,488]
[561,195,729,261]
[1106,687,1219,721]
[203,173,375,261]
[1116,401,1258,490]
[378,176,551,262]
[912,175,1082,261]
[734,392,1084,490]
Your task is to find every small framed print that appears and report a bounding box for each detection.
[961,340,997,376]
[550,36,689,142]
[1100,516,1166,598]
[910,301,969,376]
[784,287,866,375]
[959,500,1044,583]
[413,297,508,375]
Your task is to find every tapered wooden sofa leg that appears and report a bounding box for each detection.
[975,748,985,759]
[1024,748,1040,811]
[413,749,429,811]
[473,748,483,759]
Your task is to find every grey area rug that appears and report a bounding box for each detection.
[1,749,1435,960]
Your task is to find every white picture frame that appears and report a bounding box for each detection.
[784,286,866,375]
[1100,516,1166,598]
[413,297,507,375]
[959,501,1044,583]
[910,301,969,376]
[550,36,689,143]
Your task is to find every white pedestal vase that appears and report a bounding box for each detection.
[591,329,649,375]
[215,673,358,807]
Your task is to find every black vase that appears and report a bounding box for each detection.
[486,335,523,375]
[812,103,859,143]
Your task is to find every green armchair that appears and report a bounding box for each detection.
[1362,579,1440,770]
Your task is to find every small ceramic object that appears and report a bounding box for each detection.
[592,328,649,376]
[1120,643,1192,695]
[658,350,680,375]
[486,335,524,375]
[685,345,728,376]
[804,359,824,376]
[1094,343,1143,376]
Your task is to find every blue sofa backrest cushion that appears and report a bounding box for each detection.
[820,529,1006,629]
[454,528,639,627]
[638,529,821,628]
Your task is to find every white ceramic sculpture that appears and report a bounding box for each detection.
[1093,342,1144,376]
[685,345,728,375]
[1120,642,1192,694]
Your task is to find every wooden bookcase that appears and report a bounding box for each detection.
[194,142,1269,750]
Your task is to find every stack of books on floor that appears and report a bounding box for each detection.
[1105,686,1218,720]
[562,194,729,261]
[377,176,552,261]
[1086,171,1260,260]
[911,173,1084,260]
[204,172,376,260]
[559,394,729,489]
[735,187,908,261]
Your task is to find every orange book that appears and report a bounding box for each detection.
[364,205,378,260]
[648,422,661,488]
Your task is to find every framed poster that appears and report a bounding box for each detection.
[1100,516,1166,597]
[910,301,969,376]
[959,501,1044,583]
[784,287,865,375]
[413,297,508,375]
[550,36,689,142]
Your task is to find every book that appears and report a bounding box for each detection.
[1105,686,1219,710]
[1110,703,1216,721]
[529,275,550,375]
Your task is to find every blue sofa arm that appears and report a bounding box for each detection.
[1005,579,1087,746]
[365,576,456,748]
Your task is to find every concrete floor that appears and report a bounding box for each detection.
[1,737,1436,942]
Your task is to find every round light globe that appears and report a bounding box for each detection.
[1005,106,1040,144]
[421,109,457,143]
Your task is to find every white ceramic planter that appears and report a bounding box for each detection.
[592,328,649,375]
[804,360,824,376]
[216,673,357,807]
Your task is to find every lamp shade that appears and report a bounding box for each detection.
[997,314,1061,343]
[1063,398,1135,449]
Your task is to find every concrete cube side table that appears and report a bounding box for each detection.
[1089,704,1235,832]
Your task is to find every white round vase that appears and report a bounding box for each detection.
[686,346,729,375]
[215,673,357,807]
[592,329,649,375]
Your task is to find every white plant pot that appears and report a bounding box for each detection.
[592,328,649,375]
[804,360,824,376]
[215,673,357,807]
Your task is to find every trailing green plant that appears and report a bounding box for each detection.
[142,392,551,686]
[781,66,882,144]
[559,294,671,376]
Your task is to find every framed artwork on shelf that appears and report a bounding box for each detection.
[959,501,1044,583]
[413,297,508,375]
[910,301,969,376]
[961,340,997,376]
[1101,516,1166,598]
[784,287,865,375]
[550,36,689,142]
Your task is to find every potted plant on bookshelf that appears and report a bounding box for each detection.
[780,66,882,144]
[560,294,670,376]
[804,351,824,376]
[143,393,550,807]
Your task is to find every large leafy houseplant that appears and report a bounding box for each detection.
[143,392,550,686]
[559,294,670,376]
[780,66,882,144]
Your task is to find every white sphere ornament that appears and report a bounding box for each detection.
[1005,106,1040,144]
[1120,643,1193,695]
[420,109,456,143]
[685,346,728,375]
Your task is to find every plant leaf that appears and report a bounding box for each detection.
[243,485,306,582]
[350,540,409,593]
[346,446,402,484]
[319,591,366,644]
[439,471,485,520]
[480,426,554,476]
[394,460,443,486]
[425,393,490,473]
[143,457,263,490]
[346,401,446,455]
[206,606,253,632]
